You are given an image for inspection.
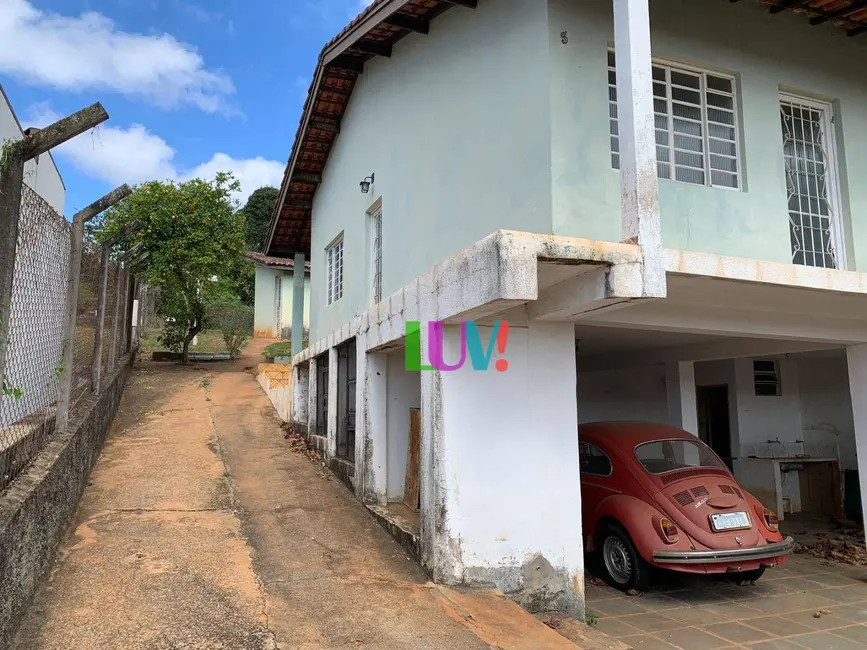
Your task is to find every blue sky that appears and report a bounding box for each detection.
[0,0,372,215]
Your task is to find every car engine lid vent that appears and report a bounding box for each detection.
[719,484,734,494]
[691,486,709,497]
[673,490,695,506]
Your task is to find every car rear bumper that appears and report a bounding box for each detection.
[652,537,795,565]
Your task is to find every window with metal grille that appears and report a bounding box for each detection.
[753,360,781,397]
[780,95,842,270]
[370,206,382,304]
[609,51,741,189]
[326,236,344,305]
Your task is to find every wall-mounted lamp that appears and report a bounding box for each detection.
[360,173,375,194]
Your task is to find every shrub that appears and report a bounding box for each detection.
[207,300,253,359]
[263,341,293,361]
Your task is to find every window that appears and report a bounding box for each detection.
[579,442,613,477]
[635,439,725,475]
[326,236,344,305]
[370,206,382,304]
[780,95,843,269]
[609,51,741,189]
[753,359,781,396]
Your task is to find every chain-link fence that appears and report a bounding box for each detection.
[0,186,141,492]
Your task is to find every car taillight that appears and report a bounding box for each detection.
[763,508,779,532]
[659,518,679,544]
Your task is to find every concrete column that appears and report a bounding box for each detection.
[360,346,388,504]
[327,347,339,459]
[846,344,867,535]
[420,322,584,616]
[292,363,309,430]
[292,253,305,355]
[613,0,665,297]
[307,356,318,437]
[666,361,698,435]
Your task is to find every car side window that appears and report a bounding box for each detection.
[579,442,613,477]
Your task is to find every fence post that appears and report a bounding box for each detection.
[56,185,132,432]
[91,222,141,395]
[0,104,109,403]
[0,155,26,403]
[109,242,143,372]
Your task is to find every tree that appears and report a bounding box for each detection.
[94,173,245,363]
[240,186,279,252]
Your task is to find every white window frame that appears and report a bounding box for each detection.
[326,234,344,306]
[779,92,846,271]
[369,203,383,305]
[609,51,743,191]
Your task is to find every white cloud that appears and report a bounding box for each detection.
[183,154,285,204]
[0,0,235,113]
[28,105,282,204]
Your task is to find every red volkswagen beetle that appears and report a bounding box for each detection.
[579,422,794,592]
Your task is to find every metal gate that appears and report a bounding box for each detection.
[336,339,356,461]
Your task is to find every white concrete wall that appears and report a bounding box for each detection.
[253,265,310,338]
[578,364,669,424]
[431,322,584,613]
[0,85,65,214]
[385,352,420,502]
[798,355,855,470]
[309,0,553,341]
[734,357,803,449]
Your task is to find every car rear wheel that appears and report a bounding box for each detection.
[600,524,651,592]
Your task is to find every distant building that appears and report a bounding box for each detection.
[0,83,65,214]
[244,252,310,339]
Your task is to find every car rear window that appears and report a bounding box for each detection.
[634,439,724,475]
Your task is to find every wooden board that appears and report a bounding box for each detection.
[403,408,421,512]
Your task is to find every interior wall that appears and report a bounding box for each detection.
[734,357,803,450]
[578,364,669,424]
[386,352,421,501]
[797,355,856,470]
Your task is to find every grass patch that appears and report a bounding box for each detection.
[140,328,230,356]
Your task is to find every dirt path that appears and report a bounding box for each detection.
[12,343,580,650]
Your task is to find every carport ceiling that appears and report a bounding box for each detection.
[574,325,717,357]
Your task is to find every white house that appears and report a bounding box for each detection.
[245,251,310,340]
[263,0,867,617]
[0,83,65,214]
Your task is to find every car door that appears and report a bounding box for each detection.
[579,441,618,527]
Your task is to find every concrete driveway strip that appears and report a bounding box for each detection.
[12,344,580,650]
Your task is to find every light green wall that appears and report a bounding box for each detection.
[309,0,553,341]
[549,0,867,269]
[253,265,310,339]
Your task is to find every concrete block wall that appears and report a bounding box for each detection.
[0,352,133,647]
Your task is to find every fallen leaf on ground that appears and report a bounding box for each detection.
[814,609,833,618]
[625,589,643,597]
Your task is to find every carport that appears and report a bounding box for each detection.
[567,268,867,531]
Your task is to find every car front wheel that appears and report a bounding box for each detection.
[600,524,651,592]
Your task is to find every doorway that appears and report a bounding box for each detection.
[274,275,283,337]
[336,339,356,461]
[315,353,329,438]
[697,385,732,468]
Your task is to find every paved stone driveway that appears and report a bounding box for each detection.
[585,554,867,650]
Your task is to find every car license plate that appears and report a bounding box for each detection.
[711,511,750,531]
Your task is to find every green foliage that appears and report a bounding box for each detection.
[263,341,293,361]
[585,613,598,628]
[2,380,24,401]
[207,299,253,359]
[240,186,279,253]
[93,173,245,363]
